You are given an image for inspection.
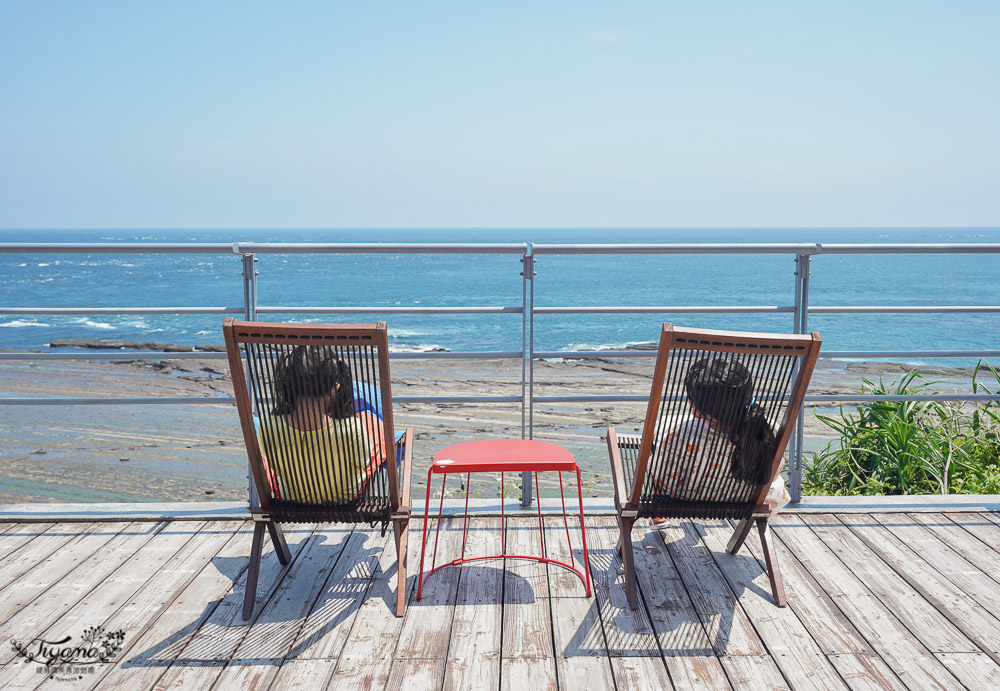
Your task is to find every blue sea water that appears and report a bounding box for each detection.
[1,228,999,363]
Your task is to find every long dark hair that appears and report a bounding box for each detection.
[271,346,355,419]
[684,357,776,485]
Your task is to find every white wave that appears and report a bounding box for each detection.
[121,319,149,329]
[37,262,50,267]
[565,341,651,352]
[39,277,54,282]
[194,330,212,336]
[0,320,50,328]
[73,318,115,330]
[392,329,429,338]
[391,343,448,353]
[18,263,27,267]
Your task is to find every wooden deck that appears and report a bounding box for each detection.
[1,512,1000,689]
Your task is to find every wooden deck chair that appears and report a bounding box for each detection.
[223,319,413,619]
[607,324,821,609]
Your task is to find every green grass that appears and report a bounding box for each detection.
[803,361,1000,496]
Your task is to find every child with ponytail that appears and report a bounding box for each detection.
[656,357,790,512]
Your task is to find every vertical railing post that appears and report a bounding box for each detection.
[521,245,536,506]
[789,253,811,502]
[240,250,259,505]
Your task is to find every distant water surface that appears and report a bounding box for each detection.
[1,228,999,363]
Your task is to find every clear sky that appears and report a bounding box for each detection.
[1,1,998,229]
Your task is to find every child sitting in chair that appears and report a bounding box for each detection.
[656,357,789,512]
[256,346,386,504]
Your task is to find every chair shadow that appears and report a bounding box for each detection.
[124,530,382,668]
[561,522,763,658]
[125,528,535,668]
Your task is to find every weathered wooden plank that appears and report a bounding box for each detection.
[292,526,389,660]
[732,519,875,657]
[30,522,242,691]
[925,512,1000,580]
[386,658,446,691]
[803,514,977,654]
[268,658,337,689]
[148,523,317,689]
[770,515,964,691]
[332,520,421,686]
[228,525,358,659]
[610,656,673,690]
[157,523,352,691]
[555,656,615,691]
[502,658,557,690]
[717,655,790,690]
[624,522,731,690]
[866,513,1000,658]
[0,522,166,666]
[8,523,212,691]
[86,523,261,691]
[947,511,1000,552]
[655,521,767,657]
[835,512,1000,666]
[0,523,125,622]
[935,652,1000,691]
[395,517,464,659]
[826,654,909,691]
[0,524,68,579]
[585,520,659,656]
[503,517,553,660]
[543,517,608,661]
[201,657,278,690]
[444,517,504,691]
[696,520,848,690]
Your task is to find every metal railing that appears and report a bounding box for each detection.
[3,240,1000,504]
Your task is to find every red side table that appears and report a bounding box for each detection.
[416,439,592,599]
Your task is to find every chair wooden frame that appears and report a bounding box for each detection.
[223,318,413,619]
[607,323,821,609]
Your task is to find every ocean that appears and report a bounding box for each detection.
[2,228,999,363]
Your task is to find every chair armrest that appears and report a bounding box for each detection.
[395,427,414,517]
[606,427,629,513]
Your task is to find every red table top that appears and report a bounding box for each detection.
[431,439,577,473]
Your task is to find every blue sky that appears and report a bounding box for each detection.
[1,1,998,229]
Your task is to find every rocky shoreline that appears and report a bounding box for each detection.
[1,340,991,505]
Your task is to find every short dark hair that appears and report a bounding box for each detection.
[272,346,355,419]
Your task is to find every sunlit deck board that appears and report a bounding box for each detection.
[0,512,998,689]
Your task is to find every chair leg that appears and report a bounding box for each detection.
[756,518,786,607]
[243,522,266,621]
[727,517,754,555]
[394,517,409,617]
[618,516,639,610]
[266,522,291,565]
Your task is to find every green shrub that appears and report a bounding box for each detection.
[803,362,1000,495]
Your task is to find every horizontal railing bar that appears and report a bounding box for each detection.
[235,242,528,254]
[0,352,228,361]
[533,305,793,314]
[0,307,242,315]
[256,306,523,315]
[821,350,1000,358]
[805,394,1000,403]
[0,395,523,405]
[809,306,1000,314]
[534,393,1000,404]
[0,243,240,254]
[532,242,1000,255]
[3,391,997,406]
[0,242,528,255]
[0,397,236,405]
[533,350,657,359]
[532,243,821,255]
[0,350,523,361]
